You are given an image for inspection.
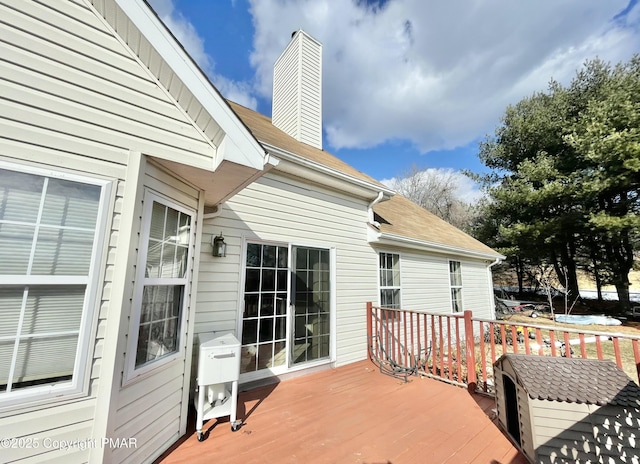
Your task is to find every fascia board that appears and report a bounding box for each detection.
[113,0,267,171]
[370,230,505,262]
[263,143,395,200]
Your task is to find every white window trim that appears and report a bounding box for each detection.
[0,161,112,409]
[378,251,402,310]
[123,190,196,384]
[449,260,464,313]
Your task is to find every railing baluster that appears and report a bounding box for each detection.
[489,322,496,367]
[613,337,622,369]
[447,317,453,381]
[439,316,444,378]
[596,335,603,360]
[633,339,640,383]
[403,312,408,367]
[366,303,640,392]
[536,328,543,356]
[410,313,415,368]
[579,333,587,358]
[564,332,571,358]
[455,317,462,382]
[432,315,438,377]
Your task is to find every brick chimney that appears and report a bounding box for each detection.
[272,30,322,150]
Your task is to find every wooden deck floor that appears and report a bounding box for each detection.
[156,360,527,464]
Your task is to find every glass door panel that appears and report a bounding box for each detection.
[291,247,330,365]
[241,243,288,374]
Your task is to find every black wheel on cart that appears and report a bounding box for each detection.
[197,432,204,442]
[231,423,241,432]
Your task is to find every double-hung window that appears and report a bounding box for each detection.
[449,260,463,312]
[379,252,401,309]
[0,163,109,405]
[126,192,194,381]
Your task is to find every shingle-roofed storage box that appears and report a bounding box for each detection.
[494,354,640,464]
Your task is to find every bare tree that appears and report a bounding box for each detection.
[390,164,478,231]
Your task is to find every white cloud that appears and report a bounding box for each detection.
[148,0,258,110]
[247,0,640,153]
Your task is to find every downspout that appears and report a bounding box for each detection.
[487,257,503,319]
[203,203,224,220]
[368,191,384,228]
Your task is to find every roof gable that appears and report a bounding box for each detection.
[89,0,266,171]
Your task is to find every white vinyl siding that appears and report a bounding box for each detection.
[272,31,322,149]
[196,172,379,367]
[0,1,217,171]
[0,1,218,462]
[110,165,201,464]
[388,251,494,319]
[0,155,120,464]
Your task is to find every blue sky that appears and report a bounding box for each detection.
[148,0,640,200]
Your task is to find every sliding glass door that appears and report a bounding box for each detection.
[241,243,288,373]
[291,246,330,365]
[240,242,331,377]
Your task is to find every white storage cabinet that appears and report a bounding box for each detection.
[195,333,242,441]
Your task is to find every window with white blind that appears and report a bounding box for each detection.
[449,260,463,313]
[0,163,109,406]
[379,252,401,310]
[125,191,195,382]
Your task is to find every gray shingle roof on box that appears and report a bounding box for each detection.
[496,354,640,407]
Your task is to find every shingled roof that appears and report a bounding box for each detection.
[373,194,500,257]
[228,101,385,187]
[228,100,501,258]
[497,354,640,407]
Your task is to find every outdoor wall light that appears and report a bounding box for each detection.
[212,233,227,257]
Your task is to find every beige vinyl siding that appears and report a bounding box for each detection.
[0,398,97,463]
[533,402,639,463]
[460,260,494,318]
[397,251,451,312]
[391,251,494,317]
[272,31,322,150]
[196,172,379,367]
[0,0,217,171]
[272,47,300,139]
[298,42,322,148]
[588,405,639,462]
[0,1,218,461]
[0,151,122,464]
[495,363,535,462]
[109,163,201,464]
[517,385,534,461]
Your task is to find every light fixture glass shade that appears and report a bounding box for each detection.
[212,234,226,257]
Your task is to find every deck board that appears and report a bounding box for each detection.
[156,361,527,464]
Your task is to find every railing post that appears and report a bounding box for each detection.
[464,310,477,393]
[366,302,373,360]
